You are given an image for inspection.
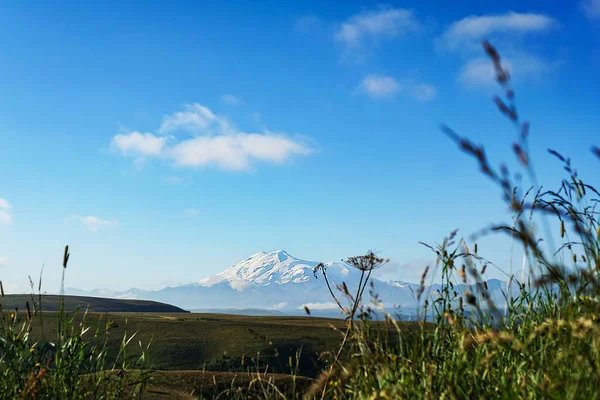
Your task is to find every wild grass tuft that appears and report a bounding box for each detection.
[0,246,152,399]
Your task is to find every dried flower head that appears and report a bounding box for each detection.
[344,251,388,272]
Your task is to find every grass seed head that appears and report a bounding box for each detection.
[63,245,70,268]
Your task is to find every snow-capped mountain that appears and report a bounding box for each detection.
[198,250,350,287]
[66,250,517,315]
[387,280,419,289]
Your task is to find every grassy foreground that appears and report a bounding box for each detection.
[8,310,404,375]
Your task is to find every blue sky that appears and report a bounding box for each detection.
[0,0,599,292]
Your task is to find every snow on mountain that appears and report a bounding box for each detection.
[197,250,350,289]
[387,280,417,289]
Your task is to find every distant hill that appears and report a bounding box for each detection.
[0,294,189,313]
[187,308,286,316]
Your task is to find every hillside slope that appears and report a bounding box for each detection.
[0,294,189,313]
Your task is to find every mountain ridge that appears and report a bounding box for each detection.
[65,250,516,314]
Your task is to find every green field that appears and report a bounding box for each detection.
[1,303,420,398]
[18,308,417,376]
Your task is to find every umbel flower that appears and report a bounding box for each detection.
[344,251,389,272]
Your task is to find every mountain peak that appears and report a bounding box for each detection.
[266,249,292,262]
[245,249,291,260]
[197,250,351,289]
[242,250,296,265]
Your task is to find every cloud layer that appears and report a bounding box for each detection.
[459,54,551,86]
[0,198,12,225]
[358,75,437,102]
[72,216,118,231]
[437,11,556,51]
[221,94,244,106]
[111,103,313,171]
[359,74,401,99]
[437,11,558,87]
[335,8,420,48]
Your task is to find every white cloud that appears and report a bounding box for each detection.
[437,12,558,88]
[167,132,311,170]
[111,132,167,156]
[437,12,556,51]
[272,302,288,310]
[335,8,419,48]
[185,208,199,217]
[229,279,250,292]
[71,215,118,231]
[111,103,313,172]
[0,257,6,266]
[158,103,220,134]
[358,75,437,102]
[411,83,438,102]
[0,199,11,210]
[459,55,551,86]
[299,302,339,310]
[459,57,501,86]
[221,94,244,106]
[581,0,600,20]
[0,198,12,225]
[358,74,401,99]
[0,211,10,225]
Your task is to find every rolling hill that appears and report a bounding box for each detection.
[0,294,189,313]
